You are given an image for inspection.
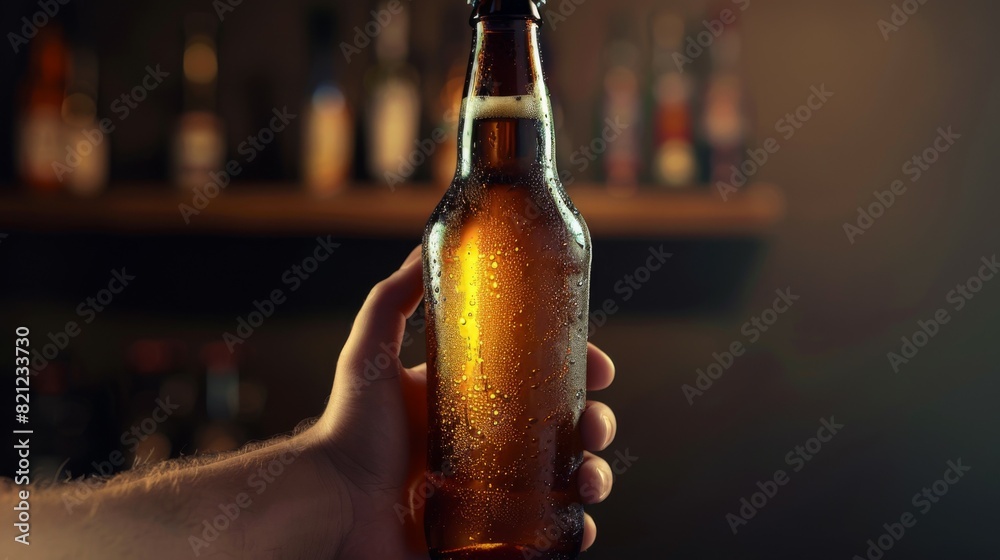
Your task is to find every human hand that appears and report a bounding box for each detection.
[305,246,618,559]
[3,246,615,560]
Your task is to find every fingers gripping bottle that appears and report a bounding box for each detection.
[422,1,592,558]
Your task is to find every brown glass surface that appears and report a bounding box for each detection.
[422,9,591,559]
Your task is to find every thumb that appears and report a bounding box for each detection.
[328,246,424,415]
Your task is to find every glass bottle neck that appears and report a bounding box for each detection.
[455,19,558,184]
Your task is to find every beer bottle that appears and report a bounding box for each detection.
[422,1,591,558]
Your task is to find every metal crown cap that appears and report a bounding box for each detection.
[469,0,546,23]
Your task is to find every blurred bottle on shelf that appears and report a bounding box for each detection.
[17,25,68,193]
[431,57,464,189]
[202,341,267,425]
[196,342,243,453]
[364,0,420,186]
[62,46,108,196]
[539,31,572,188]
[174,14,225,191]
[429,1,475,190]
[202,342,240,421]
[698,1,750,189]
[125,339,192,465]
[302,6,354,196]
[599,15,643,195]
[649,10,697,189]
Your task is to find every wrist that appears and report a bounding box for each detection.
[191,431,352,558]
[249,430,352,558]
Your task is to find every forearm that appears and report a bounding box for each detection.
[2,432,349,559]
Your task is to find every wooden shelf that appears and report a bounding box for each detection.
[0,183,784,238]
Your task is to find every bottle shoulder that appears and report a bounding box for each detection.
[423,178,591,247]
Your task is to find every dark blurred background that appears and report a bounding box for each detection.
[1,0,999,558]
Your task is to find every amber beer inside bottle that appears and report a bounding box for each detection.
[423,1,591,558]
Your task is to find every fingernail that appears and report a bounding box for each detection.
[597,466,610,501]
[602,414,614,449]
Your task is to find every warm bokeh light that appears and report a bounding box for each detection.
[183,38,218,85]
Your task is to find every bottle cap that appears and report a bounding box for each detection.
[469,0,545,23]
[468,0,545,5]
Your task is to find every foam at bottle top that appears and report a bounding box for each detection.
[463,94,541,120]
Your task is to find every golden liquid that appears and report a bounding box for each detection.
[424,118,591,560]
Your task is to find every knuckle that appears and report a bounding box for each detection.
[368,279,391,301]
